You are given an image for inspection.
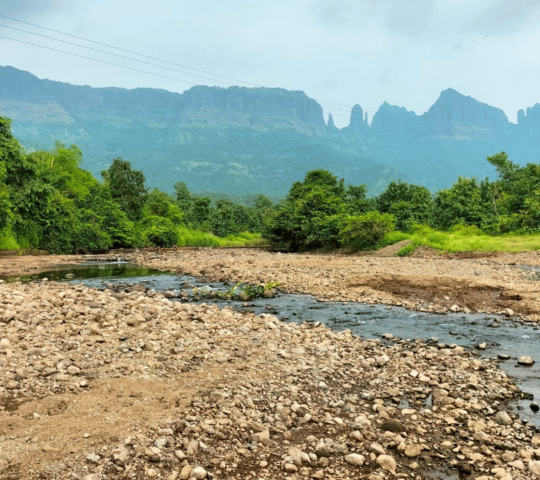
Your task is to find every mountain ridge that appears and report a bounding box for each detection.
[1,65,539,197]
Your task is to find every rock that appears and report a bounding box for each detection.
[191,466,207,479]
[251,430,270,443]
[409,369,419,378]
[450,304,460,312]
[529,461,540,477]
[85,453,100,463]
[404,445,422,458]
[179,465,192,479]
[494,411,512,426]
[67,365,80,375]
[283,463,298,473]
[174,450,186,460]
[504,308,514,316]
[518,356,535,366]
[112,448,129,466]
[498,354,511,360]
[381,419,406,433]
[377,455,397,473]
[345,453,365,466]
[82,475,100,480]
[532,435,540,448]
[369,443,385,455]
[501,451,516,462]
[376,355,390,367]
[530,403,539,412]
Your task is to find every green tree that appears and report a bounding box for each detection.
[264,170,346,251]
[144,189,183,225]
[339,211,396,251]
[211,199,251,237]
[174,181,192,211]
[103,157,147,221]
[376,181,433,231]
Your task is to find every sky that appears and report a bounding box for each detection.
[1,0,539,127]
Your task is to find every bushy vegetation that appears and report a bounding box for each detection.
[0,116,272,253]
[264,152,540,253]
[4,109,540,255]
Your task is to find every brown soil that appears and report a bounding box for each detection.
[370,239,412,257]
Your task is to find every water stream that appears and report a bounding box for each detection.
[9,262,540,428]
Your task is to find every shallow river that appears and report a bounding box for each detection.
[12,262,540,428]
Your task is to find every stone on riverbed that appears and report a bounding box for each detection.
[518,355,535,366]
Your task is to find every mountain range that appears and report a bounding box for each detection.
[1,65,539,198]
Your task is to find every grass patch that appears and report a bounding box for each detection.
[0,229,20,251]
[410,226,540,253]
[176,229,267,248]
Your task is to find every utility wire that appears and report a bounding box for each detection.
[0,34,197,87]
[0,34,354,120]
[0,13,355,113]
[0,15,432,124]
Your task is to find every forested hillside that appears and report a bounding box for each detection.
[2,66,540,197]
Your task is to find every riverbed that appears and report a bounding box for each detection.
[16,261,540,428]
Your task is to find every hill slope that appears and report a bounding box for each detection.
[1,66,539,197]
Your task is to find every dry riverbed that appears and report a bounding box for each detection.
[1,250,540,479]
[131,248,540,322]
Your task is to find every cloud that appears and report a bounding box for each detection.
[0,0,71,20]
[467,0,540,34]
[383,0,435,37]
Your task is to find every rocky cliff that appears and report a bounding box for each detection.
[0,66,538,197]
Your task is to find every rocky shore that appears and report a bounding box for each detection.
[0,277,539,480]
[129,249,540,321]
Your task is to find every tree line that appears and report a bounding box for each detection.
[2,114,540,254]
[263,153,540,251]
[0,117,271,253]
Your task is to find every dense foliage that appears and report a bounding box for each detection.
[264,153,540,252]
[0,117,267,253]
[3,111,540,254]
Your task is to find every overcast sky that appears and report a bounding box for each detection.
[1,0,539,127]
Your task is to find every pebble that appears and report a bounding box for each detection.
[518,355,535,365]
[0,270,538,480]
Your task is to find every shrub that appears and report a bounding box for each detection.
[339,212,396,251]
[138,216,178,247]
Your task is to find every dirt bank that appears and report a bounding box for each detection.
[1,280,539,480]
[127,248,540,322]
[0,255,87,279]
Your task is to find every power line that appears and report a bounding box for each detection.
[0,13,355,114]
[0,34,198,88]
[0,15,437,125]
[0,23,240,88]
[0,35,355,121]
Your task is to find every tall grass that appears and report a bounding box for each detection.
[175,228,267,248]
[381,225,540,254]
[0,229,20,251]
